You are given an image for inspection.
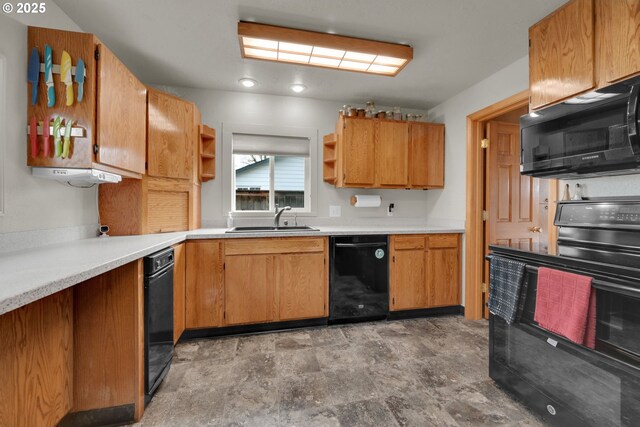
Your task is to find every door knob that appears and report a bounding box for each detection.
[529,226,542,233]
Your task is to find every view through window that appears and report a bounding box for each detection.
[232,134,310,212]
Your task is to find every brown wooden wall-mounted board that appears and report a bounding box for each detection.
[27,26,97,169]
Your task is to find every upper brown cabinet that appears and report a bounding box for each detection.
[324,115,445,189]
[27,27,146,176]
[342,117,376,186]
[147,88,194,180]
[600,0,640,84]
[376,121,409,187]
[409,122,444,189]
[529,0,640,110]
[529,0,595,110]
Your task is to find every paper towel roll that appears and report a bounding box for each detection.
[350,195,382,208]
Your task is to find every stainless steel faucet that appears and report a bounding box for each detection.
[274,204,291,227]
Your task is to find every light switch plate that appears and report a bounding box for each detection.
[329,205,341,217]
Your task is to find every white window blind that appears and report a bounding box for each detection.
[232,133,310,156]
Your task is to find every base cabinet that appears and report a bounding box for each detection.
[390,234,461,311]
[223,237,328,326]
[185,240,224,329]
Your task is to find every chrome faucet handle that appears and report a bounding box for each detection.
[294,214,298,226]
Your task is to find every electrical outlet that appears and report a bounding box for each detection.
[329,205,341,217]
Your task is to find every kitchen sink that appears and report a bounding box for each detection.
[225,225,319,233]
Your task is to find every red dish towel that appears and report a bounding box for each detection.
[534,267,596,349]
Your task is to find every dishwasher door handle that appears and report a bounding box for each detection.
[334,242,387,248]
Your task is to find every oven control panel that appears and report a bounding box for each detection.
[556,201,640,228]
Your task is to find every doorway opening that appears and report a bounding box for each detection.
[464,90,558,320]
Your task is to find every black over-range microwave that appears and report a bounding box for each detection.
[520,75,640,178]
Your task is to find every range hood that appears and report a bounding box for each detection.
[32,167,122,186]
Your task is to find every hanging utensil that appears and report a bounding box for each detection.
[75,58,85,102]
[27,48,40,105]
[43,115,51,157]
[29,116,38,158]
[61,120,73,158]
[53,116,63,158]
[44,45,55,107]
[61,51,73,106]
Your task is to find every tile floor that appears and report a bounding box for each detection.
[133,316,545,426]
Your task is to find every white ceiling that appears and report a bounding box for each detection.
[54,0,565,109]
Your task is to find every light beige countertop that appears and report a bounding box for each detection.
[0,225,464,315]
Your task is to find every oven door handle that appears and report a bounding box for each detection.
[524,265,640,299]
[627,83,640,154]
[334,242,387,248]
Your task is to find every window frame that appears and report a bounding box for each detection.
[223,123,318,218]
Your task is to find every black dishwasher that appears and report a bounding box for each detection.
[330,235,389,323]
[144,247,174,404]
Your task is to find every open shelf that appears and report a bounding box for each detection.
[323,133,337,184]
[199,124,216,182]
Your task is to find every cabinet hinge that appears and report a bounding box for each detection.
[392,255,395,262]
[93,144,99,155]
[528,38,531,48]
[392,297,395,305]
[223,262,226,270]
[482,210,488,221]
[223,311,226,319]
[342,172,346,181]
[481,138,489,149]
[94,48,100,61]
[482,282,487,293]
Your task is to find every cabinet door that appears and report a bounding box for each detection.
[426,235,461,308]
[390,236,426,311]
[529,0,595,109]
[147,89,193,180]
[600,0,640,83]
[376,121,409,187]
[173,243,186,343]
[278,252,327,321]
[185,241,223,328]
[224,254,277,325]
[410,123,444,188]
[96,44,146,174]
[343,118,375,186]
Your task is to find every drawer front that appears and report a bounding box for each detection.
[147,190,189,233]
[427,234,459,249]
[392,235,426,250]
[224,237,326,256]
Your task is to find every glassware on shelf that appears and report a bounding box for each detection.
[406,113,416,121]
[386,111,394,119]
[341,104,351,116]
[393,107,402,120]
[365,100,376,118]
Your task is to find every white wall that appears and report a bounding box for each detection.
[426,56,530,222]
[157,86,445,226]
[563,175,640,199]
[0,7,98,234]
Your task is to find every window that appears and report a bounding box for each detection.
[232,133,311,212]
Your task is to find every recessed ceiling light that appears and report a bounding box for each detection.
[238,22,413,77]
[238,78,257,88]
[290,84,307,93]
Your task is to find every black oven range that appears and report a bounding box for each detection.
[488,197,640,427]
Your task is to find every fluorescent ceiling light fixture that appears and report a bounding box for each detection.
[238,78,257,88]
[238,22,412,77]
[290,84,307,93]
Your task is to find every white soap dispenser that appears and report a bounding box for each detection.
[226,211,234,228]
